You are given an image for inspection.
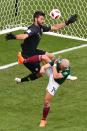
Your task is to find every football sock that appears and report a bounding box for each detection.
[21,73,40,82]
[42,106,50,120]
[24,55,41,63]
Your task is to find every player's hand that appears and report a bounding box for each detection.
[65,14,78,25]
[6,33,16,40]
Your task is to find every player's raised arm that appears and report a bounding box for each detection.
[6,26,37,40]
[53,64,63,79]
[6,33,29,40]
[15,34,29,40]
[51,22,66,31]
[51,14,78,31]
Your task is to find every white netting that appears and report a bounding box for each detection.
[0,0,87,40]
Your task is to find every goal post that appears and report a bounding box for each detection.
[15,0,18,16]
[0,0,87,41]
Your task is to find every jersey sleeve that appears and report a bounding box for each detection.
[25,27,37,36]
[42,25,51,32]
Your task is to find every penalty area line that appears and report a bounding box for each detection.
[0,44,87,70]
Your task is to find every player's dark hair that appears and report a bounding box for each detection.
[33,11,45,21]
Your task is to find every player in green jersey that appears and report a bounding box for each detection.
[39,58,71,127]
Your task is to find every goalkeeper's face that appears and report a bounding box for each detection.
[36,16,45,26]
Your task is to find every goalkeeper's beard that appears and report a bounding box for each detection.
[37,21,44,26]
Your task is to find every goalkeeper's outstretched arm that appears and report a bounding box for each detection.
[51,23,66,31]
[51,14,78,31]
[6,33,28,40]
[15,34,29,40]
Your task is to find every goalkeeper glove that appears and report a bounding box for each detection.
[65,14,78,25]
[6,33,16,40]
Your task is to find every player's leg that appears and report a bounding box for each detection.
[39,91,53,127]
[39,72,59,127]
[15,62,42,83]
[16,50,52,83]
[18,51,51,64]
[18,52,41,64]
[35,49,55,63]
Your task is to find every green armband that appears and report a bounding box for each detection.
[49,61,54,66]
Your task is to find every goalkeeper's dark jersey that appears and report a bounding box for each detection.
[21,24,51,57]
[49,61,70,85]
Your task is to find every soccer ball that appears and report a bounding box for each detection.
[50,9,61,19]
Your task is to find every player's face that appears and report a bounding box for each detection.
[36,16,45,25]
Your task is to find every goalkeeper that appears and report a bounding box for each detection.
[6,11,77,82]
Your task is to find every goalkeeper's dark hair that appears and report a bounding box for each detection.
[33,11,45,21]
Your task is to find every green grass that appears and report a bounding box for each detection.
[0,33,87,131]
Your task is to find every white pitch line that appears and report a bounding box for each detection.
[0,44,87,70]
[0,62,18,70]
[53,44,87,55]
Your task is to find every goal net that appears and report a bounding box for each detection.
[0,0,87,41]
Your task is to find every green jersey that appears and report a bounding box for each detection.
[49,61,70,85]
